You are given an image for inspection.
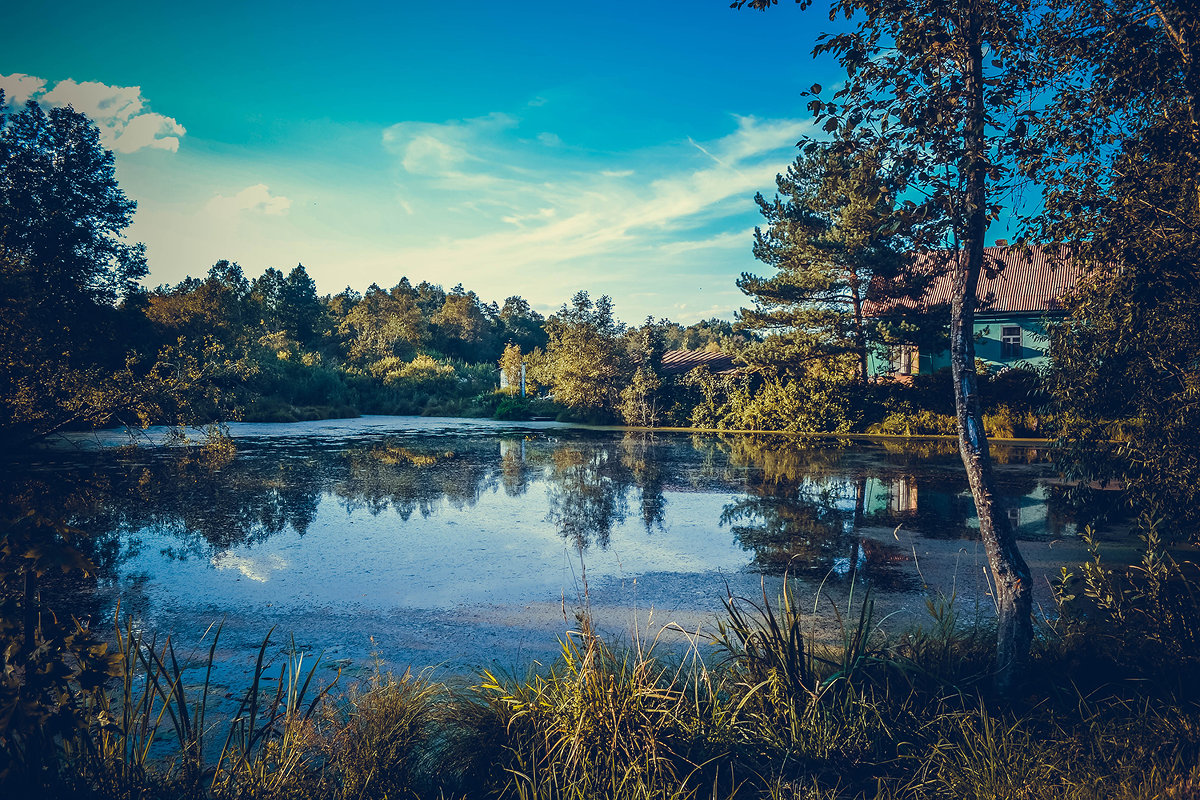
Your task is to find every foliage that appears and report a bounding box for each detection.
[543,291,628,418]
[1015,3,1200,537]
[619,319,668,427]
[0,510,121,790]
[660,318,753,352]
[0,96,146,321]
[1052,519,1200,692]
[1041,152,1200,534]
[737,142,930,384]
[868,408,958,437]
[682,368,855,433]
[0,100,246,447]
[499,342,525,395]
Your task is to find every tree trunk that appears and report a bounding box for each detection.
[955,4,1033,697]
[849,272,870,383]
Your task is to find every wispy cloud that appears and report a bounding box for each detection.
[208,184,292,216]
[0,73,185,153]
[375,112,811,291]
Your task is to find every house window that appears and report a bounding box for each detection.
[891,344,917,376]
[1001,326,1022,358]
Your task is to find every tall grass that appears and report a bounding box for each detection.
[480,622,702,799]
[7,538,1200,799]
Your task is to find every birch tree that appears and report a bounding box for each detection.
[734,0,1039,694]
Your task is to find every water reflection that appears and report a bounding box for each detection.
[4,424,1104,632]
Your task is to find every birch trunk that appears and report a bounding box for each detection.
[956,4,1033,697]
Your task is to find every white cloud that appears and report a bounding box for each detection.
[208,184,292,216]
[0,73,47,106]
[0,73,185,153]
[537,131,563,147]
[601,169,634,178]
[659,229,754,256]
[382,112,517,177]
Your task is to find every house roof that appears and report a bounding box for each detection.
[868,245,1087,316]
[660,349,738,376]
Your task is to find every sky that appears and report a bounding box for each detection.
[0,1,851,324]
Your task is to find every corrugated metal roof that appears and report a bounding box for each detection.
[868,245,1086,315]
[660,349,738,375]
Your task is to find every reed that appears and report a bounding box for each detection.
[211,630,333,797]
[480,620,699,799]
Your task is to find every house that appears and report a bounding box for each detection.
[659,348,739,376]
[867,246,1086,379]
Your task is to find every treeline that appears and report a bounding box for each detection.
[0,90,1022,446]
[0,92,751,443]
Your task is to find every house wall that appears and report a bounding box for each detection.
[870,313,1058,378]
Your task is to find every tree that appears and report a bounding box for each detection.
[737,143,925,383]
[544,292,626,416]
[0,98,232,446]
[498,343,524,395]
[432,284,497,362]
[735,0,1039,693]
[0,97,146,333]
[146,261,255,347]
[499,295,549,353]
[338,283,427,365]
[619,319,667,427]
[1029,1,1200,536]
[279,265,328,349]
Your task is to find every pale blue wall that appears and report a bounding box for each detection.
[870,314,1055,378]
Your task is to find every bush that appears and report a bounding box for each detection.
[494,395,530,420]
[868,407,958,436]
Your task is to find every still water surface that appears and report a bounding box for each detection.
[32,416,1093,678]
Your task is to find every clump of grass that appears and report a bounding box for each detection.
[320,665,441,800]
[481,618,703,799]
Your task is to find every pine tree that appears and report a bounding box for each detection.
[736,143,926,383]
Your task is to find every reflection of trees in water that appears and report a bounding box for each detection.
[499,437,536,497]
[541,432,688,549]
[722,483,849,573]
[125,455,321,552]
[335,441,497,519]
[687,434,848,489]
[707,436,918,590]
[6,431,1078,601]
[620,433,667,533]
[545,442,630,551]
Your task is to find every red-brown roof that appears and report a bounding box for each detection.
[660,349,738,376]
[868,245,1087,316]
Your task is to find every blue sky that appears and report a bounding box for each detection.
[1,1,849,324]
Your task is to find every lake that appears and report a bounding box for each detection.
[17,416,1096,682]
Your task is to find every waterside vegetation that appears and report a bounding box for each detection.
[3,527,1198,799]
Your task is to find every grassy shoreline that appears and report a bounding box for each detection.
[6,543,1199,799]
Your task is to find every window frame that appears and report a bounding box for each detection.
[1000,326,1022,359]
